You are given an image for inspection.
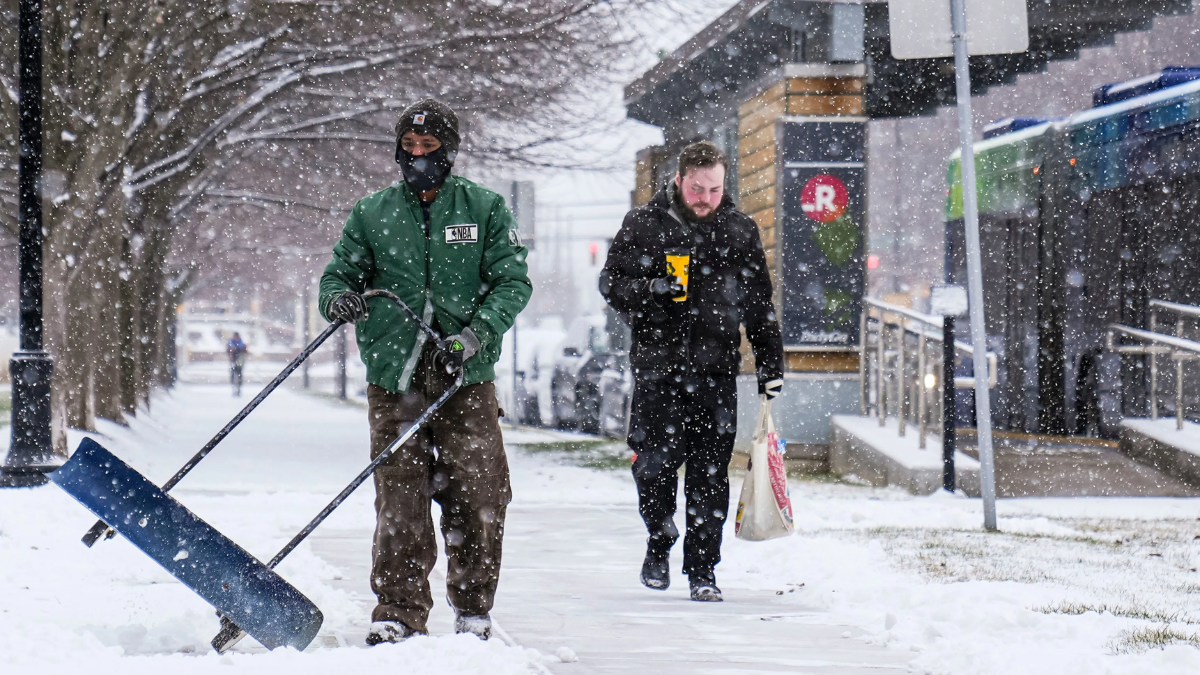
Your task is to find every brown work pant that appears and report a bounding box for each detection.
[367,349,510,633]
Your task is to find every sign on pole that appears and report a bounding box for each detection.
[888,0,1029,531]
[890,0,1028,59]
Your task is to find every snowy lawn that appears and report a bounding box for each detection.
[723,480,1200,674]
[1,383,1199,673]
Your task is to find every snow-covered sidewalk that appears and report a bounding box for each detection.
[3,383,1200,674]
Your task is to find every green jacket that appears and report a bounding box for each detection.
[319,175,531,393]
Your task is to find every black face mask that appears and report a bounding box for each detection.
[397,147,455,193]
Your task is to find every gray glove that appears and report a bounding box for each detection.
[328,291,368,324]
[759,377,783,400]
[436,326,481,374]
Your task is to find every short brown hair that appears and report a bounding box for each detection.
[677,140,727,178]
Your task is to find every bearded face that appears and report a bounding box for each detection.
[675,165,725,223]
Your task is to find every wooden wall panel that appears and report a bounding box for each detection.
[741,185,775,215]
[738,124,776,158]
[787,77,865,95]
[786,95,864,116]
[739,165,775,195]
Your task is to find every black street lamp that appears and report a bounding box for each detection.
[1,0,57,487]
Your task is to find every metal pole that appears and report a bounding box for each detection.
[859,309,868,415]
[877,314,887,426]
[951,0,997,529]
[2,0,57,488]
[943,316,956,492]
[897,317,907,437]
[1178,318,1185,431]
[302,285,311,389]
[335,324,347,400]
[918,329,927,448]
[1150,307,1158,420]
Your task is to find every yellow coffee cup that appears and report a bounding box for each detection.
[665,249,690,302]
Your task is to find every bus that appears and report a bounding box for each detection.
[946,67,1200,437]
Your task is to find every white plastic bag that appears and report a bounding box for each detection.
[734,397,794,541]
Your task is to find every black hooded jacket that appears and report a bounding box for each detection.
[599,184,784,384]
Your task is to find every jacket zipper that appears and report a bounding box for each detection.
[682,226,717,370]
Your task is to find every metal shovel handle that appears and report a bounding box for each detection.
[84,288,444,548]
[81,319,348,547]
[362,289,445,349]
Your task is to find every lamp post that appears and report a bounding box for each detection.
[2,0,57,487]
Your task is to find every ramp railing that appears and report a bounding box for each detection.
[1106,299,1200,430]
[859,298,997,449]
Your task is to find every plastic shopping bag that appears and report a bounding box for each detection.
[734,397,794,541]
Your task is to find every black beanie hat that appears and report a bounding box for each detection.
[394,99,461,162]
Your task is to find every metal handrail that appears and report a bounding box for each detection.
[1148,300,1199,424]
[863,297,941,326]
[1107,324,1200,356]
[859,297,996,449]
[1106,320,1200,430]
[1149,299,1200,321]
[863,298,997,387]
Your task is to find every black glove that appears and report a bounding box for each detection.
[636,276,685,301]
[759,377,783,400]
[328,291,368,323]
[435,326,481,374]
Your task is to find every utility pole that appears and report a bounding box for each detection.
[950,0,998,529]
[889,0,1024,529]
[2,0,57,488]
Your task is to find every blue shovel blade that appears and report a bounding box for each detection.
[51,438,323,651]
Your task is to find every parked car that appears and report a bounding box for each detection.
[550,315,609,433]
[512,360,542,426]
[598,348,632,439]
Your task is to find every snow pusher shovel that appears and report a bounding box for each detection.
[49,289,459,653]
[52,438,324,651]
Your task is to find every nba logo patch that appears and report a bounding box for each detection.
[445,224,478,244]
[414,113,426,125]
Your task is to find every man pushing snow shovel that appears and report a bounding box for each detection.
[600,141,783,602]
[319,99,531,644]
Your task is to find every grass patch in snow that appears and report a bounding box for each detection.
[511,439,632,471]
[1034,601,1197,625]
[1109,625,1200,654]
[0,389,9,417]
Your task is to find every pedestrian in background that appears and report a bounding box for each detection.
[226,332,247,397]
[599,140,784,602]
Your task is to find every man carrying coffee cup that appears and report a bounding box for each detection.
[599,140,784,602]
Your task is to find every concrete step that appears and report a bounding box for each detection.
[956,430,1199,498]
[831,416,1199,498]
[829,415,981,496]
[1118,418,1200,489]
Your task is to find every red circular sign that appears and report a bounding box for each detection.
[800,175,848,223]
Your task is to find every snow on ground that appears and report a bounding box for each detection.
[724,482,1200,674]
[3,381,1200,673]
[0,384,550,675]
